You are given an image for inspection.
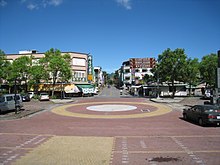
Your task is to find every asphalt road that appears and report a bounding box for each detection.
[0,87,219,165]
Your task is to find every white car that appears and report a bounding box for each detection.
[28,92,36,99]
[39,93,50,101]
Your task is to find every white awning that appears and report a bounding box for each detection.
[64,84,80,93]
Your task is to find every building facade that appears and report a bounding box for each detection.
[93,66,104,87]
[4,50,95,96]
[120,57,156,87]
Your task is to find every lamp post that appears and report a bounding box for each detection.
[14,78,19,114]
[157,68,160,99]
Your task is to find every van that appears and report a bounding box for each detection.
[0,94,23,113]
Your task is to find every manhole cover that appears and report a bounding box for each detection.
[147,157,181,162]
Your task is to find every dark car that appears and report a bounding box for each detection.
[21,94,31,102]
[183,105,220,126]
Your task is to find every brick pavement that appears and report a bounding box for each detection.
[1,97,219,165]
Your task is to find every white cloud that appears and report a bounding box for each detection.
[116,0,132,10]
[48,0,63,6]
[0,0,7,7]
[27,3,38,10]
[20,0,63,10]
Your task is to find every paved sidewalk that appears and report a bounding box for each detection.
[14,136,113,165]
[150,97,184,103]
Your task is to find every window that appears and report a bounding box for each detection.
[74,71,86,78]
[125,77,130,80]
[72,58,86,66]
[0,97,5,103]
[124,69,130,73]
[6,96,13,101]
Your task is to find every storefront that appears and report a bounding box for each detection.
[76,84,94,96]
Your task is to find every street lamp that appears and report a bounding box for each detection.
[14,78,19,114]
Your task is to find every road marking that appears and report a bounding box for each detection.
[1,132,220,138]
[113,150,220,154]
[51,101,172,119]
[171,137,206,165]
[115,135,220,138]
[121,137,129,164]
[140,140,147,149]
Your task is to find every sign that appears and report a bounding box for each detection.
[88,55,93,81]
[88,74,93,81]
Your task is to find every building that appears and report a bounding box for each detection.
[93,66,104,87]
[4,50,95,96]
[120,57,156,88]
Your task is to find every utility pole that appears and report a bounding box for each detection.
[216,50,220,104]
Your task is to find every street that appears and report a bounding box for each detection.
[0,86,220,165]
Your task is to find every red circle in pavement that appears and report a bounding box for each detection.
[65,102,158,115]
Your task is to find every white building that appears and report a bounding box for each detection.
[121,58,156,87]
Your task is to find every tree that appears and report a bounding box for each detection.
[143,73,155,85]
[184,58,200,96]
[157,48,187,98]
[0,50,10,83]
[29,64,49,93]
[11,56,32,92]
[199,53,217,87]
[41,48,72,97]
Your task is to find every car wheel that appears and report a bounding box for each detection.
[198,118,204,126]
[183,114,187,120]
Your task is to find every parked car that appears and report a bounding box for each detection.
[38,93,50,101]
[28,92,37,99]
[93,87,99,95]
[21,93,31,102]
[183,105,220,126]
[0,94,23,113]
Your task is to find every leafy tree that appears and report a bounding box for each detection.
[199,53,217,87]
[114,70,121,87]
[0,50,11,93]
[184,58,200,96]
[11,56,32,92]
[0,50,7,82]
[157,48,187,98]
[29,64,49,93]
[41,48,72,97]
[143,73,155,85]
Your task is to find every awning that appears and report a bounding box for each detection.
[76,84,94,94]
[64,84,80,93]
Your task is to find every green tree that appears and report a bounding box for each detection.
[41,48,72,97]
[11,56,32,92]
[157,48,187,98]
[143,73,155,85]
[29,64,49,93]
[184,58,200,96]
[0,50,7,82]
[199,53,217,87]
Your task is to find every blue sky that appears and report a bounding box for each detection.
[0,0,220,73]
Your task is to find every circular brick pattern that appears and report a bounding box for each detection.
[51,101,172,119]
